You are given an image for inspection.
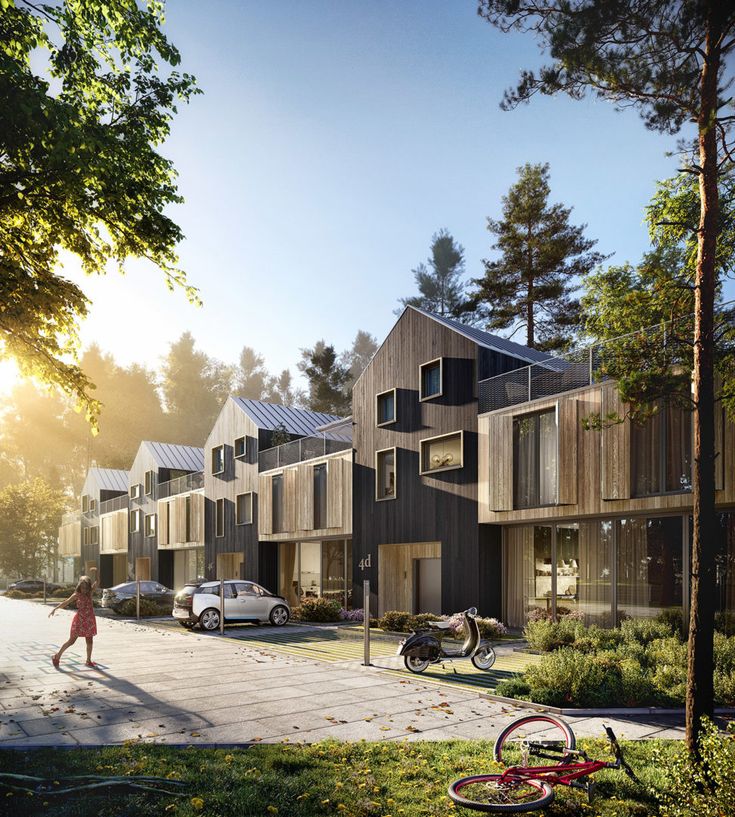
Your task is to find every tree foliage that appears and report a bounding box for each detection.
[339,330,378,394]
[0,0,199,424]
[397,230,472,321]
[471,162,605,352]
[233,346,270,401]
[298,341,351,415]
[0,478,66,578]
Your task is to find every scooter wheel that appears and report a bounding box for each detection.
[471,647,496,671]
[404,655,431,673]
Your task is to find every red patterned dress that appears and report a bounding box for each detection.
[70,592,97,638]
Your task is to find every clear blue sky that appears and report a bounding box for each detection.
[68,0,693,383]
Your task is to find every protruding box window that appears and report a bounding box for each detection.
[130,508,141,533]
[236,492,253,525]
[376,388,397,426]
[375,448,396,501]
[234,436,247,460]
[419,358,443,401]
[144,513,156,537]
[420,431,463,474]
[130,484,141,500]
[81,495,89,513]
[215,498,225,537]
[144,470,155,496]
[211,445,225,475]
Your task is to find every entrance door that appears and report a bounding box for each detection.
[415,558,441,614]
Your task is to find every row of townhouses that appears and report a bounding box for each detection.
[58,306,735,628]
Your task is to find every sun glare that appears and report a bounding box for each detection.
[0,359,22,399]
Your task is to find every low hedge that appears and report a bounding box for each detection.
[291,597,342,622]
[113,597,171,617]
[377,610,508,639]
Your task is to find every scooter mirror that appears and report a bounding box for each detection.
[466,607,478,616]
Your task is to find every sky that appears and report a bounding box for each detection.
[55,0,695,389]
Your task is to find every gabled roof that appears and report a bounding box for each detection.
[141,442,204,472]
[231,398,343,437]
[314,416,353,442]
[409,307,556,365]
[86,467,129,493]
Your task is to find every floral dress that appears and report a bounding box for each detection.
[70,592,97,638]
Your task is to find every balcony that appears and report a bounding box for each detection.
[98,494,129,515]
[158,471,204,499]
[259,435,352,472]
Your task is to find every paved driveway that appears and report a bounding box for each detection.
[0,597,685,747]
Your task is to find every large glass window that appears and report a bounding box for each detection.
[322,540,346,604]
[631,403,692,496]
[420,431,463,474]
[694,513,735,620]
[279,542,300,607]
[300,542,321,598]
[236,492,253,525]
[272,475,283,533]
[278,540,353,608]
[513,409,557,508]
[616,516,683,620]
[376,448,396,500]
[313,464,327,529]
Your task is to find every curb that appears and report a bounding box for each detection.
[481,693,735,717]
[0,743,258,751]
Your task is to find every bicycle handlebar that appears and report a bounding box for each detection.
[604,726,640,782]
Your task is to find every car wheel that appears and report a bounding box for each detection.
[199,608,221,631]
[179,620,196,629]
[269,605,289,626]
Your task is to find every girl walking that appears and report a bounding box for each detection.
[49,567,99,668]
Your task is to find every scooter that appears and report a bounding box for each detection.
[397,607,496,674]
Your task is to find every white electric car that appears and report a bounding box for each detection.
[173,580,290,630]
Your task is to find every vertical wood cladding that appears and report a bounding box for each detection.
[353,309,526,616]
[128,445,163,581]
[203,399,260,581]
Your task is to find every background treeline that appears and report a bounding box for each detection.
[0,330,378,498]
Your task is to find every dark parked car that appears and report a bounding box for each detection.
[171,582,202,628]
[101,581,174,612]
[8,579,61,594]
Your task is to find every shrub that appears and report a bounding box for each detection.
[5,589,32,599]
[293,597,342,622]
[444,612,508,640]
[620,617,674,645]
[656,607,687,637]
[523,649,624,708]
[50,586,75,598]
[716,610,735,636]
[524,616,584,651]
[114,597,170,617]
[619,657,658,706]
[339,607,364,622]
[377,610,442,633]
[494,676,531,700]
[658,718,735,817]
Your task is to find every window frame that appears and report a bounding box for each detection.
[376,387,398,427]
[235,492,253,526]
[144,513,157,538]
[81,494,89,513]
[211,445,225,476]
[234,436,248,460]
[144,470,155,496]
[313,463,327,529]
[419,430,464,475]
[130,483,141,500]
[89,499,97,513]
[375,446,397,502]
[631,402,693,498]
[512,407,559,510]
[130,508,141,533]
[215,498,225,538]
[271,474,284,533]
[419,357,443,401]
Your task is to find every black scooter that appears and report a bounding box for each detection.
[397,607,496,674]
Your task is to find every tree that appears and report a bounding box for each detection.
[477,0,735,751]
[298,341,351,415]
[340,330,378,394]
[264,369,304,407]
[470,163,605,353]
[233,347,270,400]
[0,478,66,578]
[0,0,199,425]
[397,230,473,321]
[159,332,231,445]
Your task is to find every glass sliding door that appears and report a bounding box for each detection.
[321,540,346,604]
[577,520,613,626]
[555,524,579,617]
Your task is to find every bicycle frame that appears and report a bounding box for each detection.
[499,758,618,790]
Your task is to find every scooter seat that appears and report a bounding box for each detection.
[428,620,452,629]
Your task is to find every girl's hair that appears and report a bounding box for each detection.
[76,576,93,595]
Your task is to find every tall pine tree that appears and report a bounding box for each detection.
[233,346,269,400]
[470,163,604,353]
[298,341,351,415]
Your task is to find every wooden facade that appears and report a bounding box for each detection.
[259,450,352,541]
[78,468,128,578]
[99,510,128,554]
[352,307,533,617]
[58,517,82,558]
[478,381,735,525]
[158,491,205,548]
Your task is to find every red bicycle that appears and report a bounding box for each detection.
[448,714,639,813]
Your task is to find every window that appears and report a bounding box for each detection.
[90,526,99,545]
[212,445,225,475]
[272,475,283,533]
[375,448,396,500]
[236,492,253,525]
[130,484,141,500]
[420,431,463,474]
[419,358,443,401]
[89,499,97,513]
[215,498,225,538]
[631,402,692,497]
[144,513,156,537]
[376,388,397,426]
[513,409,558,509]
[313,464,327,529]
[83,527,90,546]
[144,470,155,496]
[234,581,262,596]
[234,436,248,459]
[81,494,89,513]
[130,508,141,533]
[185,495,191,542]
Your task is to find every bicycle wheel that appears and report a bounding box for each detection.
[448,774,554,813]
[494,715,576,767]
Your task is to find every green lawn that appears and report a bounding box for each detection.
[0,738,679,817]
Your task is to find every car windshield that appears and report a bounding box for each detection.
[110,583,134,593]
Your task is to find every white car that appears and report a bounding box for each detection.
[173,580,290,630]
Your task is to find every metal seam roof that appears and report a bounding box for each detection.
[86,468,129,493]
[231,398,344,437]
[142,441,204,471]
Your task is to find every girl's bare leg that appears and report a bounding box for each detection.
[85,637,94,663]
[54,635,77,661]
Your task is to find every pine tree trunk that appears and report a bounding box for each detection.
[686,1,721,757]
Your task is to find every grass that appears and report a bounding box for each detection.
[0,738,679,817]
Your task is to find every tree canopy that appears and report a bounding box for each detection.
[471,162,605,352]
[0,0,199,425]
[298,341,351,416]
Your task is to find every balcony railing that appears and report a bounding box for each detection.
[158,470,204,499]
[259,435,352,472]
[98,494,130,515]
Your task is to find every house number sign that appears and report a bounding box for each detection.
[358,554,372,570]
